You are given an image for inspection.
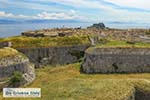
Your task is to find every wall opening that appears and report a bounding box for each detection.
[112,63,118,71]
[135,88,150,100]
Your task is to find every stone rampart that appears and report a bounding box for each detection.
[17,45,89,67]
[81,47,150,73]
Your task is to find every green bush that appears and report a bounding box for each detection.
[126,41,136,45]
[99,38,109,44]
[69,50,85,62]
[145,31,150,35]
[10,71,23,87]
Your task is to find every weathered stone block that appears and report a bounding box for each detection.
[0,42,12,48]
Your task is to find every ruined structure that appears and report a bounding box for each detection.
[81,47,150,73]
[0,42,12,48]
[88,23,106,29]
[22,28,74,37]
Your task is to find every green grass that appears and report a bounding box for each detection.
[87,40,150,53]
[96,40,150,48]
[1,35,150,49]
[1,63,150,100]
[0,35,90,48]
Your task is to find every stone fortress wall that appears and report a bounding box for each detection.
[81,47,150,73]
[17,45,89,68]
[1,42,150,74]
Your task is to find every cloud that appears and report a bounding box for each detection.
[39,0,114,11]
[33,0,150,22]
[103,0,150,10]
[0,10,85,20]
[0,11,14,17]
[1,0,150,23]
[101,9,150,23]
[51,0,150,11]
[37,10,83,20]
[0,0,66,12]
[0,11,29,19]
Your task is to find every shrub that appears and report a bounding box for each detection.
[69,50,85,62]
[10,71,23,87]
[126,41,136,45]
[99,38,109,44]
[145,31,150,35]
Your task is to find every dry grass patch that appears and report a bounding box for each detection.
[0,47,20,59]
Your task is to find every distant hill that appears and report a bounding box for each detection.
[108,21,137,24]
[25,19,82,23]
[0,19,20,24]
[0,19,82,24]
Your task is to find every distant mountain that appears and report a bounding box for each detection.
[0,19,82,24]
[25,19,82,23]
[0,19,21,24]
[108,21,137,24]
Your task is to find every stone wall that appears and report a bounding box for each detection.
[0,42,12,48]
[81,47,150,73]
[17,45,89,67]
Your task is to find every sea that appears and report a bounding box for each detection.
[0,22,150,38]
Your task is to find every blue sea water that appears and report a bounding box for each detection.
[0,22,150,38]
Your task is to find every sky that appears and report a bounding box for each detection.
[0,0,150,23]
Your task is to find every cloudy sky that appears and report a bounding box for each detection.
[0,0,150,23]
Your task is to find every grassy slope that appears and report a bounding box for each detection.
[0,63,150,100]
[0,47,18,59]
[0,35,90,48]
[97,40,150,48]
